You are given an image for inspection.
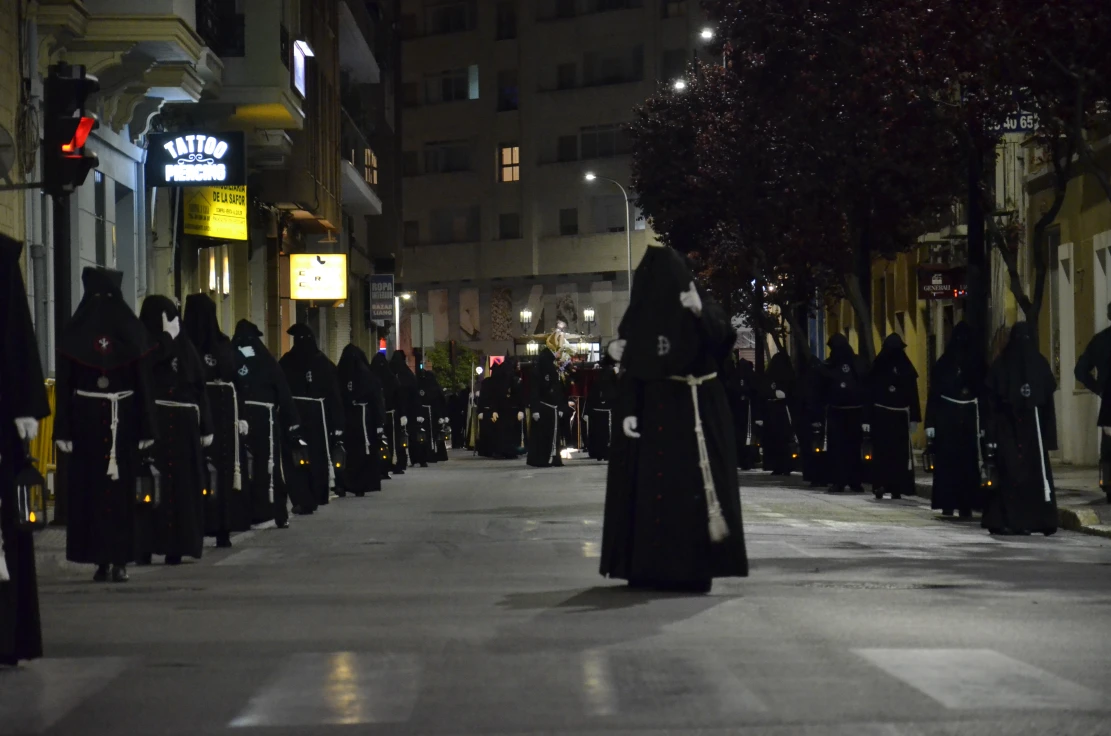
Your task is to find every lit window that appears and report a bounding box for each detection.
[364,148,378,185]
[499,145,520,182]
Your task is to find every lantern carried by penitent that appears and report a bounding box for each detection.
[15,440,47,530]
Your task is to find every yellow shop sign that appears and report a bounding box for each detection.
[183,185,248,241]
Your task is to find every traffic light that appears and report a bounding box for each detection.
[43,63,100,197]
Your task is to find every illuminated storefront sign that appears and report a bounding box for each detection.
[290,253,348,300]
[183,186,248,241]
[147,131,246,186]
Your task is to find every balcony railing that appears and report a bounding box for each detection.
[341,108,378,190]
[196,0,244,57]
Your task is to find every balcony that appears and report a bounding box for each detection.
[340,110,382,216]
[339,0,380,84]
[217,0,304,130]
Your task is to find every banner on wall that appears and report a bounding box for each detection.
[183,186,248,241]
[290,253,348,300]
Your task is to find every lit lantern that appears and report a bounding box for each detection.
[135,460,162,507]
[379,435,391,463]
[788,438,800,463]
[1100,458,1111,492]
[202,458,219,499]
[922,437,936,474]
[15,446,47,530]
[292,441,310,468]
[861,429,874,463]
[331,441,346,473]
[812,423,824,454]
[981,441,998,488]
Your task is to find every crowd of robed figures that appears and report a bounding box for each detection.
[720,319,1062,537]
[0,250,453,665]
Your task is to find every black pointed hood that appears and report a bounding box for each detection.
[932,322,983,399]
[183,292,227,356]
[391,349,417,387]
[59,267,151,370]
[987,322,1055,412]
[618,246,702,379]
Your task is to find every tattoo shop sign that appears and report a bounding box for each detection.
[146,132,247,186]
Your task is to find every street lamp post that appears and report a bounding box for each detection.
[583,173,633,292]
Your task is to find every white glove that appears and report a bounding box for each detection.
[378,427,385,434]
[162,313,181,339]
[775,390,785,400]
[517,412,524,421]
[56,439,73,453]
[14,417,39,441]
[238,420,249,435]
[201,434,214,447]
[417,416,426,424]
[532,412,540,420]
[622,416,641,439]
[811,422,822,428]
[909,422,919,434]
[335,430,343,437]
[926,427,935,439]
[478,413,484,420]
[754,420,764,426]
[862,424,871,433]
[139,439,154,450]
[238,345,255,358]
[491,412,499,423]
[401,416,408,427]
[679,281,703,316]
[607,339,626,362]
[559,410,566,417]
[568,401,575,408]
[298,439,309,447]
[439,417,447,424]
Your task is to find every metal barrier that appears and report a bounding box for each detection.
[26,379,57,518]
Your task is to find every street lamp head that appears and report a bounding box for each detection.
[700,28,714,40]
[583,307,595,324]
[476,366,484,375]
[673,79,687,91]
[400,292,412,300]
[520,308,532,324]
[584,172,597,182]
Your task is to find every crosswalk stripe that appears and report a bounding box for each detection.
[0,657,128,734]
[854,648,1105,710]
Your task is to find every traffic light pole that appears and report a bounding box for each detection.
[51,192,71,526]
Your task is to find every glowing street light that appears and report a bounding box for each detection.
[673,79,687,91]
[583,173,633,290]
[584,172,596,181]
[700,27,714,40]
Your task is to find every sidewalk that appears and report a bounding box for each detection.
[913,465,1111,539]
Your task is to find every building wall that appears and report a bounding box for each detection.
[0,0,24,244]
[397,0,704,349]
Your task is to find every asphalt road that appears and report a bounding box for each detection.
[4,452,1111,735]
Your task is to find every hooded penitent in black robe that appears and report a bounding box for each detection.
[925,322,987,516]
[758,353,798,476]
[799,355,829,486]
[475,371,497,457]
[489,359,525,459]
[449,391,466,448]
[822,334,867,492]
[57,268,157,573]
[527,350,566,468]
[585,360,617,461]
[0,236,50,664]
[281,324,344,509]
[231,320,301,526]
[184,293,248,545]
[866,334,920,500]
[425,370,451,462]
[983,323,1058,535]
[415,368,444,465]
[390,351,417,472]
[600,246,748,591]
[136,296,213,564]
[337,344,383,495]
[371,352,400,479]
[722,355,756,470]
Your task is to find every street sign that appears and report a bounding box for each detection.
[411,312,435,349]
[289,253,348,300]
[370,274,395,319]
[989,112,1038,135]
[183,185,248,240]
[918,267,968,300]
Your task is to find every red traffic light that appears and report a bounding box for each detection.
[61,117,96,153]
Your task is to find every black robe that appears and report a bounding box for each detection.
[371,352,400,478]
[758,353,798,476]
[585,366,617,461]
[0,236,50,664]
[798,355,829,486]
[415,369,444,464]
[867,334,920,498]
[475,374,497,457]
[983,323,1058,535]
[57,268,157,568]
[527,351,566,467]
[487,360,525,459]
[231,320,300,524]
[184,293,250,538]
[821,334,868,491]
[338,345,383,495]
[281,325,344,508]
[925,323,987,514]
[600,246,747,587]
[722,356,756,470]
[390,351,418,471]
[136,296,213,562]
[426,371,451,461]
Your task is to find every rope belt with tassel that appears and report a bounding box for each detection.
[668,373,729,542]
[209,380,242,490]
[244,400,276,502]
[74,390,135,480]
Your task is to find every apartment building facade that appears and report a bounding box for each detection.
[398,0,708,362]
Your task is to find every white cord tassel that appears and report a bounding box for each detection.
[76,390,134,480]
[0,508,9,581]
[671,374,728,543]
